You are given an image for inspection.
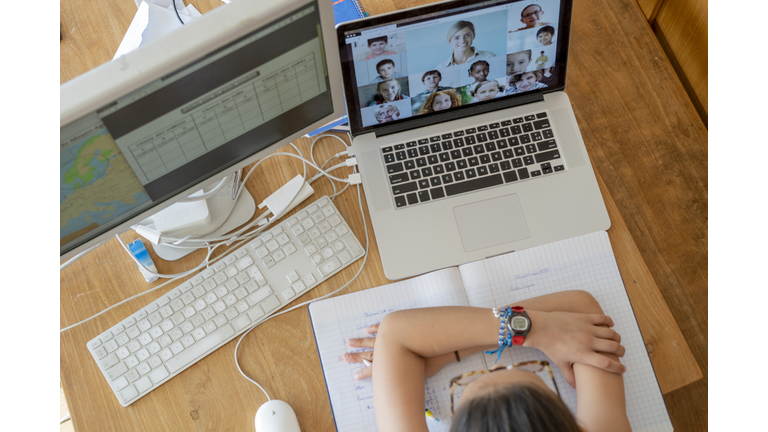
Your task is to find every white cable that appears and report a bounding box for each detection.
[233,179,369,400]
[60,413,71,424]
[176,173,233,203]
[60,241,105,271]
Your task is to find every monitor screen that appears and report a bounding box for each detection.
[338,0,569,132]
[60,1,334,256]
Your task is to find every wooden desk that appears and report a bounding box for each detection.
[60,0,707,430]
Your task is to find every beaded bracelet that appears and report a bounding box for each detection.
[486,307,513,363]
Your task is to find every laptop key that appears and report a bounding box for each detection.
[502,120,512,126]
[396,151,406,160]
[522,123,533,133]
[485,142,496,152]
[442,141,453,151]
[514,147,526,157]
[512,158,523,168]
[468,157,480,167]
[392,182,418,195]
[444,174,503,196]
[445,162,456,171]
[457,160,468,169]
[418,190,431,202]
[543,167,553,174]
[533,119,551,130]
[488,130,499,140]
[394,196,407,208]
[491,152,502,161]
[418,146,429,156]
[525,144,537,154]
[439,153,450,162]
[430,187,445,199]
[496,139,508,149]
[384,153,395,164]
[418,179,430,189]
[389,173,409,184]
[430,136,441,142]
[453,171,465,181]
[465,168,477,179]
[489,163,500,173]
[524,114,536,121]
[462,148,474,157]
[453,137,465,147]
[418,138,429,145]
[473,145,484,154]
[416,157,427,167]
[543,129,554,139]
[477,166,489,176]
[406,141,417,147]
[513,117,524,124]
[509,136,520,146]
[382,146,393,153]
[427,155,439,165]
[386,162,404,174]
[554,165,565,172]
[395,144,405,150]
[451,150,462,160]
[518,167,530,179]
[430,177,442,186]
[406,193,419,205]
[489,122,500,129]
[499,128,510,137]
[520,134,531,144]
[536,112,548,119]
[442,174,454,183]
[465,135,476,145]
[441,133,453,140]
[502,149,514,159]
[537,139,557,151]
[465,127,476,134]
[477,125,489,131]
[434,164,445,174]
[523,156,535,165]
[408,148,419,158]
[430,143,441,153]
[531,170,542,177]
[404,160,416,170]
[477,133,487,142]
[534,150,561,163]
[503,170,518,182]
[421,167,433,177]
[500,161,512,170]
[453,130,465,137]
[480,154,491,164]
[511,125,522,135]
[531,131,542,141]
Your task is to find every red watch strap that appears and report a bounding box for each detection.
[512,335,526,346]
[511,306,525,312]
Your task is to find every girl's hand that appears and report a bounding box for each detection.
[526,310,626,388]
[344,324,378,380]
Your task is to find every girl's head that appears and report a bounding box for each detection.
[468,60,490,83]
[375,104,399,123]
[446,20,476,50]
[450,368,580,432]
[512,70,543,92]
[473,80,502,101]
[421,90,460,114]
[376,79,402,102]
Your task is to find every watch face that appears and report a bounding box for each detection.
[510,316,529,331]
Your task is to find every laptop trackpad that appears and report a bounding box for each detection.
[453,194,530,252]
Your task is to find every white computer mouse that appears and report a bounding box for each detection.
[255,399,301,432]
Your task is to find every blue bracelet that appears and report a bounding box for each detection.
[486,307,513,363]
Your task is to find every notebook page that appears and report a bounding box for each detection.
[309,267,481,432]
[458,231,672,432]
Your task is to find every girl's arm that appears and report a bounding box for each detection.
[371,290,629,432]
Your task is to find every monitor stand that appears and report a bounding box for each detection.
[146,181,256,261]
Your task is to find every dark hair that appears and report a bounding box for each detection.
[469,60,490,72]
[450,384,580,432]
[367,35,388,46]
[537,25,555,37]
[376,59,395,71]
[541,51,545,54]
[512,70,543,84]
[422,70,442,81]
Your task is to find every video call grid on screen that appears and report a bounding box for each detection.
[341,0,565,129]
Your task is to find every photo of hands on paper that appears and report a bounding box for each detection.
[342,290,630,432]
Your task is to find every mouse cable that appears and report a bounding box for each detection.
[60,135,352,333]
[232,172,369,402]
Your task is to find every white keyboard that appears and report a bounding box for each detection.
[86,196,364,406]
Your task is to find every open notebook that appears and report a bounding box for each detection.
[308,231,673,432]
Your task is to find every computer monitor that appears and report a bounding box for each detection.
[60,0,345,262]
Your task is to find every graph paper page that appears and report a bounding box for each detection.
[458,231,673,432]
[309,267,481,432]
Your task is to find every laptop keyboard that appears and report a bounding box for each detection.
[381,111,565,209]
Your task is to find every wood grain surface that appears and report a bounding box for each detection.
[60,0,707,430]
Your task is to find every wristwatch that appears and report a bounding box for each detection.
[507,306,530,346]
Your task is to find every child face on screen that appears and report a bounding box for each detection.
[469,63,489,83]
[537,31,553,46]
[379,81,399,102]
[506,52,531,75]
[423,73,441,90]
[376,106,397,123]
[378,63,396,80]
[520,5,545,28]
[369,41,387,55]
[432,94,452,111]
[476,82,500,101]
[514,73,538,92]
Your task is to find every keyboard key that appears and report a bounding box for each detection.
[382,146,393,153]
[518,168,530,179]
[536,139,558,151]
[418,190,431,202]
[430,187,445,199]
[543,129,554,139]
[531,170,542,177]
[534,150,561,163]
[392,181,418,195]
[536,112,548,118]
[554,165,565,172]
[165,325,235,373]
[389,172,409,184]
[406,193,418,205]
[386,162,404,174]
[524,114,536,121]
[444,174,503,196]
[503,171,519,182]
[533,119,551,130]
[394,196,407,207]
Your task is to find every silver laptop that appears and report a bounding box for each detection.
[335,0,609,280]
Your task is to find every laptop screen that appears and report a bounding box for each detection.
[338,0,570,133]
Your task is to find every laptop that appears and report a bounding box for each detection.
[335,0,610,280]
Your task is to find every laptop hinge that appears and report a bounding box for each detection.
[373,92,546,138]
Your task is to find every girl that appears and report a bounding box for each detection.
[344,290,631,432]
[420,89,461,114]
[375,104,400,123]
[369,79,409,106]
[472,79,503,102]
[506,70,549,95]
